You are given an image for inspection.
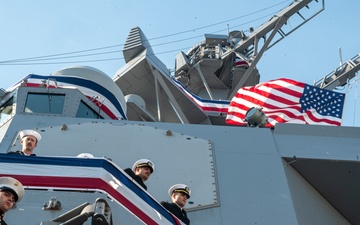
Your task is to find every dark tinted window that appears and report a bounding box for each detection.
[76,100,103,119]
[25,93,65,114]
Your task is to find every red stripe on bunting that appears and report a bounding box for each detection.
[0,174,159,225]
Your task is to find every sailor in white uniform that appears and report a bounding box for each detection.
[7,129,41,156]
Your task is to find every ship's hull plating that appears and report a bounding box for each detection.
[1,114,358,224]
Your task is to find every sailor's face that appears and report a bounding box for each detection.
[135,167,152,182]
[20,135,37,152]
[172,192,188,208]
[0,191,15,213]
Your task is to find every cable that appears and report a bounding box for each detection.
[0,1,291,66]
[0,44,123,64]
[148,0,290,40]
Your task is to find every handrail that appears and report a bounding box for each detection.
[314,53,360,90]
[0,154,183,225]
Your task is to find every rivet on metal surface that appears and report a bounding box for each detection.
[60,124,68,131]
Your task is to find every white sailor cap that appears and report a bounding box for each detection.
[132,159,155,173]
[168,184,191,199]
[0,177,25,203]
[20,129,42,142]
[77,153,95,158]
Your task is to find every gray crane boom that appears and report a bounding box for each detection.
[229,0,325,98]
[314,53,360,90]
[234,0,325,57]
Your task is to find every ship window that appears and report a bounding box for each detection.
[0,97,14,124]
[76,100,103,119]
[25,93,65,114]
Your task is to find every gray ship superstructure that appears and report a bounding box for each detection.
[1,0,360,224]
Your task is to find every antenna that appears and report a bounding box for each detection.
[338,47,343,67]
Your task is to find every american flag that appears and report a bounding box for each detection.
[226,78,346,127]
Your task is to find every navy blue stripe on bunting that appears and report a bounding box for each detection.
[27,74,127,120]
[0,154,177,224]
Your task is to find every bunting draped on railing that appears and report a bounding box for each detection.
[9,74,127,120]
[0,154,182,225]
[171,77,230,113]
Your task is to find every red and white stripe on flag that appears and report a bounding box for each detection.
[226,78,345,127]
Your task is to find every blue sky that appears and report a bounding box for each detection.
[1,0,359,126]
